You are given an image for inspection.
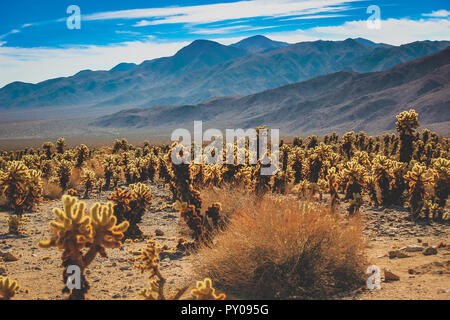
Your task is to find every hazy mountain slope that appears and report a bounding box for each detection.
[94,47,450,136]
[0,40,247,109]
[105,39,450,108]
[1,37,448,112]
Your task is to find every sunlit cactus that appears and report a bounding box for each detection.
[108,187,134,221]
[39,195,128,300]
[90,202,129,251]
[252,157,272,196]
[389,160,407,205]
[289,146,305,184]
[340,160,366,201]
[191,278,226,300]
[54,159,73,191]
[347,193,363,215]
[39,159,53,179]
[108,184,151,239]
[404,163,434,218]
[356,131,367,151]
[56,137,66,154]
[396,109,420,163]
[75,144,89,168]
[113,138,129,154]
[81,169,96,198]
[22,169,43,211]
[306,135,319,149]
[176,201,205,241]
[341,131,355,160]
[326,167,340,209]
[42,142,54,160]
[203,164,224,187]
[306,153,322,183]
[371,155,393,206]
[67,188,79,197]
[316,178,327,202]
[0,161,30,213]
[365,175,378,206]
[96,178,105,193]
[0,276,20,300]
[143,153,159,182]
[422,199,442,221]
[136,241,188,300]
[431,158,449,208]
[272,147,292,194]
[7,214,27,234]
[293,137,303,147]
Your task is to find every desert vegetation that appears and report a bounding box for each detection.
[0,110,448,300]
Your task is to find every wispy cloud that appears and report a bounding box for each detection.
[0,29,20,40]
[268,17,450,45]
[279,14,349,21]
[422,9,450,18]
[86,0,363,26]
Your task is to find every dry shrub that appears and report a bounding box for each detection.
[194,194,367,299]
[43,180,63,200]
[88,158,105,179]
[68,167,82,189]
[200,184,256,223]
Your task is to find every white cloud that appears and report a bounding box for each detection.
[0,40,189,88]
[309,18,450,45]
[1,13,449,88]
[0,29,20,40]
[86,0,362,25]
[279,14,349,21]
[133,20,154,27]
[191,25,252,35]
[423,10,450,18]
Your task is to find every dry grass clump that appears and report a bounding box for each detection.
[42,181,63,200]
[200,184,256,222]
[194,194,367,299]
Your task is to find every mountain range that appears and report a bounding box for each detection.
[94,46,450,136]
[1,36,449,113]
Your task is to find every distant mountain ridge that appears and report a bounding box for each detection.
[94,46,450,136]
[0,36,449,114]
[231,35,289,53]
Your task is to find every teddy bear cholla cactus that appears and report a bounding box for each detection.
[81,168,96,198]
[396,109,420,163]
[404,163,434,219]
[340,160,366,201]
[136,241,188,300]
[191,278,226,300]
[108,183,152,239]
[0,276,20,300]
[0,161,43,213]
[39,195,129,300]
[432,158,449,208]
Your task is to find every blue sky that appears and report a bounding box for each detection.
[0,0,449,87]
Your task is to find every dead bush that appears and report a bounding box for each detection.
[194,194,367,299]
[43,180,63,200]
